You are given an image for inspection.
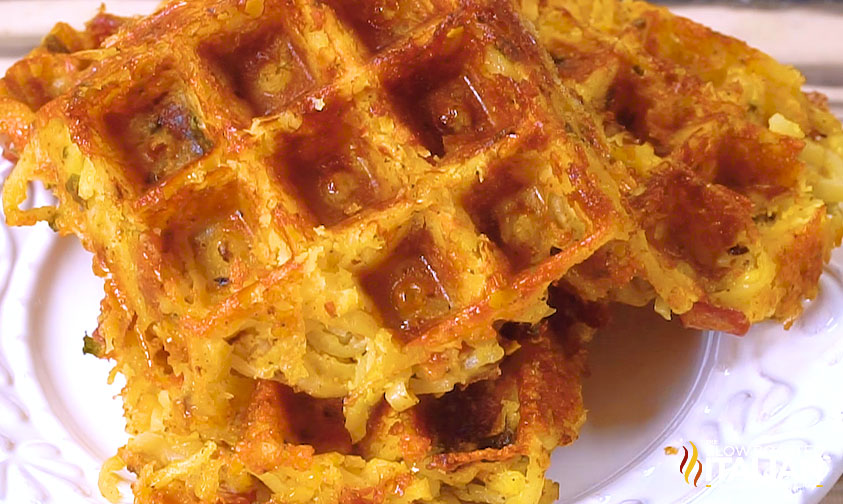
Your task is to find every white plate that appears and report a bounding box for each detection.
[2,3,843,504]
[3,176,843,504]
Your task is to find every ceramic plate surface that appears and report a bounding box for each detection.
[1,3,843,503]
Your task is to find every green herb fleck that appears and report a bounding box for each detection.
[82,334,104,357]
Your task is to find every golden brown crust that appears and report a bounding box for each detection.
[526,0,843,331]
[1,0,841,502]
[1,1,618,502]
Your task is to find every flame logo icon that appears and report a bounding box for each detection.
[679,441,703,486]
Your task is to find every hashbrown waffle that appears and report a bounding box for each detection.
[2,0,624,502]
[3,0,843,502]
[521,0,843,333]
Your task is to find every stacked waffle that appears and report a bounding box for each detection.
[1,0,841,503]
[524,0,843,332]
